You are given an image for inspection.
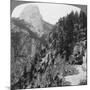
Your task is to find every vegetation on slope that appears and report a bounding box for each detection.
[11,10,87,90]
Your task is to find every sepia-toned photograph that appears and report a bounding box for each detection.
[11,0,87,90]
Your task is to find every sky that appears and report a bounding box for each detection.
[12,3,81,25]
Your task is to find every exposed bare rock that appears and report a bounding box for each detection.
[19,5,53,37]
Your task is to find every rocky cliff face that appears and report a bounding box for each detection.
[18,5,53,58]
[19,5,53,37]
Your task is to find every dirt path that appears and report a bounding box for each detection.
[64,51,87,85]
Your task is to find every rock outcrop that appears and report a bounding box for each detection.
[20,5,53,37]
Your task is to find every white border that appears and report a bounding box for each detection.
[20,0,88,5]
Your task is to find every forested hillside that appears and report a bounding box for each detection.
[11,10,87,90]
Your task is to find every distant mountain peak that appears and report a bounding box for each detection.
[19,5,44,37]
[19,4,53,37]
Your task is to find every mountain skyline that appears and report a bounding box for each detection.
[12,4,54,37]
[11,3,81,25]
